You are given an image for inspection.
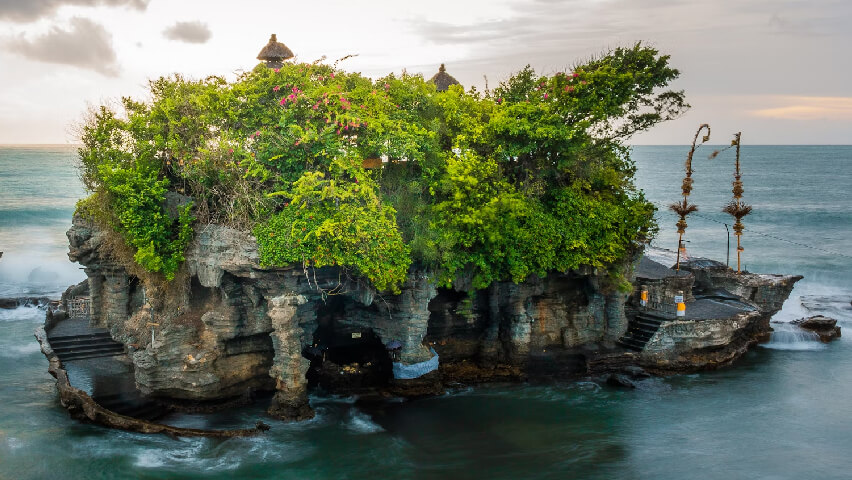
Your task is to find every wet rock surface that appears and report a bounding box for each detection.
[635,248,802,372]
[606,373,638,389]
[792,315,841,342]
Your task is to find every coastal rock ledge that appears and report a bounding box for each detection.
[792,316,841,342]
[48,217,801,422]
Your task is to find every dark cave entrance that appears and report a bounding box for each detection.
[303,296,393,393]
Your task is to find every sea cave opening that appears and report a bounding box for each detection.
[303,296,393,393]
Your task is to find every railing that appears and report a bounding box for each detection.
[638,293,677,316]
[69,296,91,318]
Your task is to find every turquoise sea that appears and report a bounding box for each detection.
[1,145,850,479]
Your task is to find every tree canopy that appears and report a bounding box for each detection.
[77,43,685,292]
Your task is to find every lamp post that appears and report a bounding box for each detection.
[724,223,730,268]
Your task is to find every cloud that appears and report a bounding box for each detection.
[750,97,852,120]
[162,21,212,44]
[4,17,119,76]
[0,0,148,23]
[408,0,852,97]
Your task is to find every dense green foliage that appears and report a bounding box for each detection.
[254,158,410,293]
[78,107,195,280]
[77,43,684,290]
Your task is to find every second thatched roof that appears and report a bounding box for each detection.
[257,34,294,62]
[429,64,460,92]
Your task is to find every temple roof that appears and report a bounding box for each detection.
[257,34,294,64]
[429,64,461,92]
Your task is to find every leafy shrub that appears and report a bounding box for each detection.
[254,159,410,293]
[77,43,682,290]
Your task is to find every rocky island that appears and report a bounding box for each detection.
[35,42,804,433]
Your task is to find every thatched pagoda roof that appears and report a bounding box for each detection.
[257,34,294,67]
[429,64,461,92]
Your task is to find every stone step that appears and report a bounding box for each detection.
[618,312,667,352]
[55,348,125,362]
[634,316,663,327]
[626,330,655,342]
[52,339,123,351]
[635,311,671,322]
[626,326,653,336]
[53,343,124,354]
[48,332,112,344]
[617,337,645,351]
[629,322,658,332]
[634,316,663,326]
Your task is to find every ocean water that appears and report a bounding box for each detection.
[0,146,86,298]
[1,145,851,479]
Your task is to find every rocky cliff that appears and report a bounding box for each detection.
[64,217,800,421]
[66,215,639,419]
[633,251,802,371]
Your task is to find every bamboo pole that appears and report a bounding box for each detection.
[670,124,710,272]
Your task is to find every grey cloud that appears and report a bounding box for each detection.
[4,17,119,76]
[0,0,148,23]
[410,0,852,96]
[163,21,212,44]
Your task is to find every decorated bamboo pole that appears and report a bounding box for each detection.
[670,124,711,271]
[723,132,752,273]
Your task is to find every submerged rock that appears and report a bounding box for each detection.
[792,316,841,343]
[606,373,638,389]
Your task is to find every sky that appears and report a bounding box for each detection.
[0,0,850,145]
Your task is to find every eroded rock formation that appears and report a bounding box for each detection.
[637,254,802,371]
[64,217,801,421]
[793,315,841,342]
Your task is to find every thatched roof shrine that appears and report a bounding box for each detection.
[429,64,461,92]
[257,34,294,69]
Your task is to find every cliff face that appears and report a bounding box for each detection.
[635,254,802,371]
[66,218,801,420]
[67,217,633,419]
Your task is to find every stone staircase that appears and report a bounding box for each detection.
[617,312,668,352]
[48,330,125,362]
[45,316,174,422]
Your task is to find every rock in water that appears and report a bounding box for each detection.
[606,373,638,389]
[792,316,841,343]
